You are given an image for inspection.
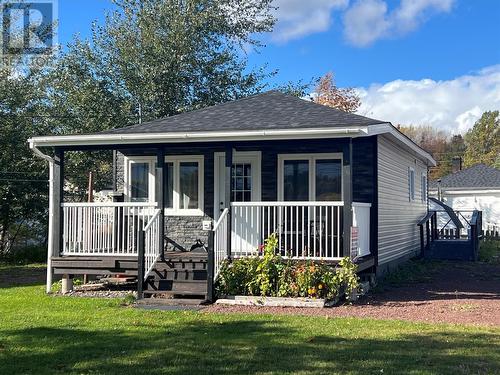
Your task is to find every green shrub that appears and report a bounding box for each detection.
[2,245,46,264]
[479,239,500,264]
[216,234,360,301]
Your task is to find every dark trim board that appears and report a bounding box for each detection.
[51,256,138,276]
[51,254,375,276]
[353,255,376,273]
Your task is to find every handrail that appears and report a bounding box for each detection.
[213,208,229,231]
[61,202,158,207]
[231,201,344,207]
[417,211,435,226]
[470,210,480,226]
[144,209,161,231]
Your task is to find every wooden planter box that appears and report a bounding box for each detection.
[215,295,337,308]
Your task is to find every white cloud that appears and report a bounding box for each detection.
[357,65,500,134]
[271,0,349,42]
[269,0,454,46]
[343,0,454,46]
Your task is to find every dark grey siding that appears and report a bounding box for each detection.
[352,137,378,264]
[116,137,378,252]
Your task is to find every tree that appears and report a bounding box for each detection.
[0,55,53,254]
[463,111,500,168]
[88,0,276,122]
[46,0,277,192]
[313,72,360,113]
[398,125,452,178]
[47,40,135,194]
[275,80,312,98]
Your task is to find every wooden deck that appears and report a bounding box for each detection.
[51,256,138,276]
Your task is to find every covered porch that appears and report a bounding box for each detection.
[32,136,377,298]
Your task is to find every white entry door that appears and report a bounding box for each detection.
[214,151,261,220]
[214,151,261,255]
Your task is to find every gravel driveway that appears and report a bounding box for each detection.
[205,261,500,327]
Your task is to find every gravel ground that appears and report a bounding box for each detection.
[56,281,137,298]
[205,262,500,327]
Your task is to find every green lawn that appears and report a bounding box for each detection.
[0,264,499,374]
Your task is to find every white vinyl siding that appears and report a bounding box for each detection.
[378,136,428,265]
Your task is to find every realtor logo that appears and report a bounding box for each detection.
[1,0,57,56]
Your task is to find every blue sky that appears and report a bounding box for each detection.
[56,0,500,133]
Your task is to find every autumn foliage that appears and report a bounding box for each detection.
[313,72,361,113]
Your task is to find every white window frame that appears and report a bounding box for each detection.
[123,156,156,202]
[166,155,204,216]
[408,167,416,201]
[124,155,204,216]
[277,153,343,202]
[421,173,427,202]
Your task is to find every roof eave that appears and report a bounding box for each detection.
[367,123,437,166]
[28,126,370,148]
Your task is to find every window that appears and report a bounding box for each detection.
[315,159,342,201]
[126,158,155,203]
[231,163,252,202]
[125,155,204,215]
[166,156,204,215]
[179,162,199,210]
[130,162,150,202]
[279,154,342,201]
[408,167,415,201]
[421,173,427,202]
[283,159,309,201]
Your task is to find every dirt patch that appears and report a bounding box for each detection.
[205,261,500,327]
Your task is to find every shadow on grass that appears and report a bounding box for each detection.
[0,264,46,289]
[1,319,498,374]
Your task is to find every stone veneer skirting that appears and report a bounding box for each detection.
[165,215,211,252]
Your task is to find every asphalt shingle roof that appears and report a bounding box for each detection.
[102,91,385,135]
[429,164,500,190]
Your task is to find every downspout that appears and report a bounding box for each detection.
[29,141,55,293]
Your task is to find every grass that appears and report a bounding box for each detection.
[0,265,499,374]
[479,239,500,264]
[372,258,444,292]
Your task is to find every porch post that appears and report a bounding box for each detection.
[156,147,165,259]
[342,140,353,257]
[46,149,63,293]
[225,145,233,259]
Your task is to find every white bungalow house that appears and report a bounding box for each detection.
[429,162,500,236]
[29,91,438,300]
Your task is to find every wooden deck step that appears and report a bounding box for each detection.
[148,269,207,281]
[136,298,207,306]
[143,290,207,297]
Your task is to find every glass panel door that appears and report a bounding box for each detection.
[283,160,309,201]
[315,159,342,201]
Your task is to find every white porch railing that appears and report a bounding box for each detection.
[213,208,229,279]
[143,209,162,279]
[231,201,344,260]
[61,202,158,256]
